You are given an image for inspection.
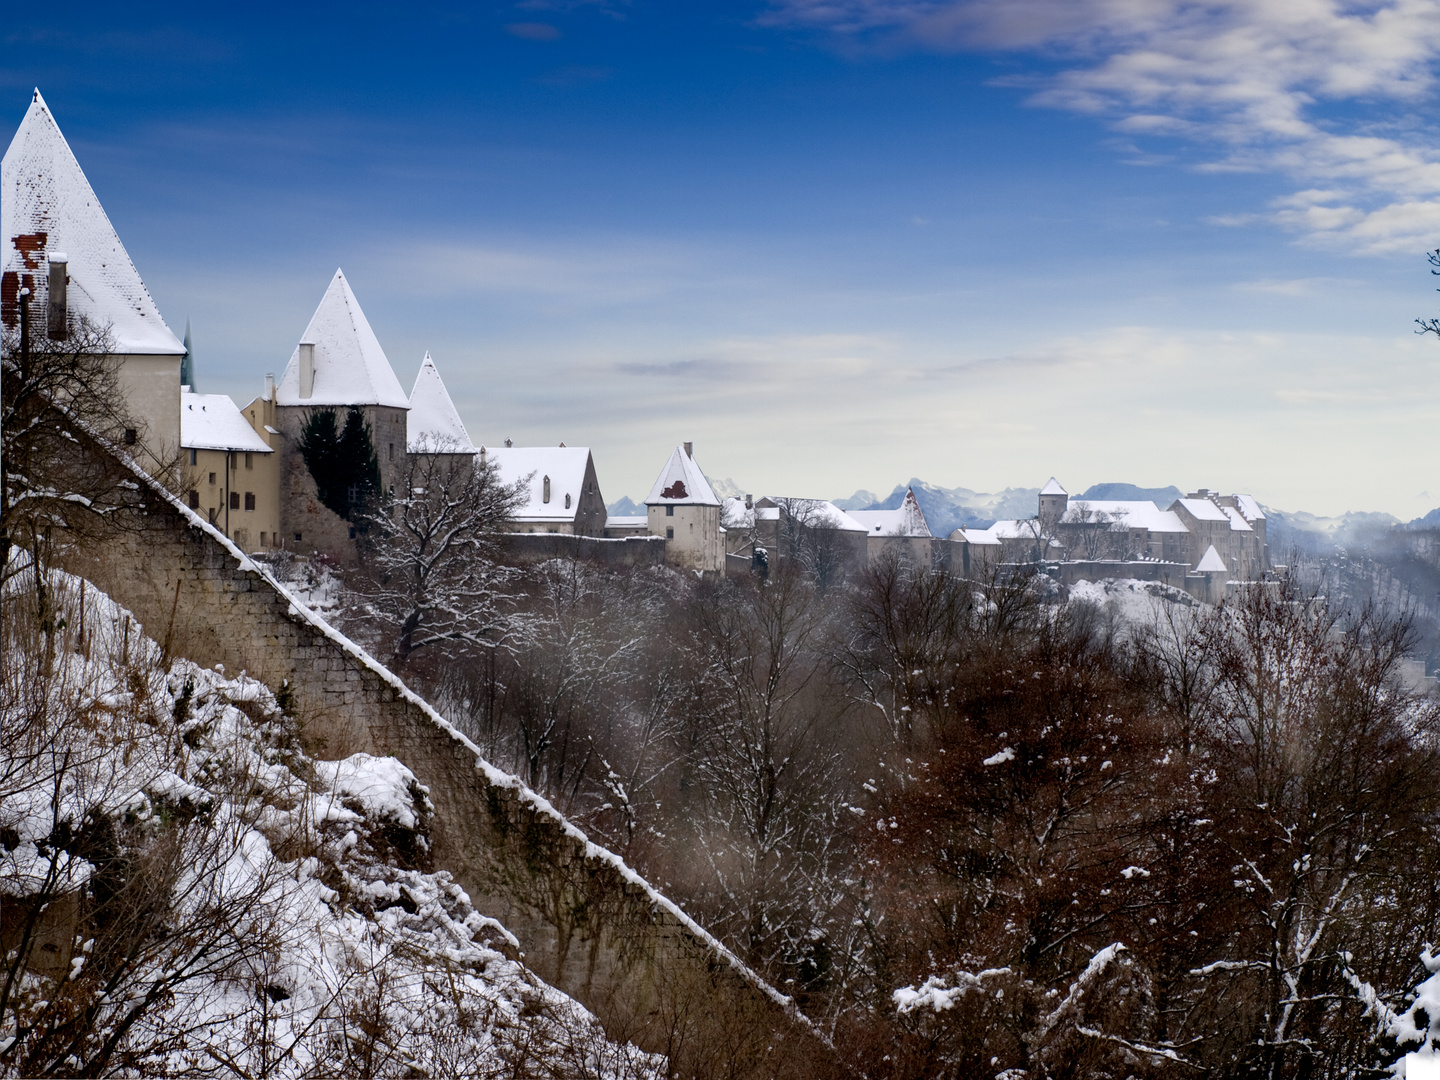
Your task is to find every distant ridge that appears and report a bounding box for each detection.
[838,479,1039,536]
[1078,482,1183,504]
[606,496,643,516]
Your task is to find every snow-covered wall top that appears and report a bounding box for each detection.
[1,89,184,355]
[275,269,409,409]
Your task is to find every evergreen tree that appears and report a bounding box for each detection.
[298,407,383,523]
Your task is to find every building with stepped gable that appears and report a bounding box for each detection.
[2,89,186,470]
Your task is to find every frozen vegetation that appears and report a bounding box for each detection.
[0,562,659,1078]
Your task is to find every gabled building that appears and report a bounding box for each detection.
[849,486,932,564]
[181,389,277,551]
[483,445,606,536]
[646,443,723,572]
[407,351,476,459]
[2,89,186,467]
[272,269,410,556]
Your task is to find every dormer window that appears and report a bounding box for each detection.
[543,476,551,504]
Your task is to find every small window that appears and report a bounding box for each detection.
[349,526,357,539]
[294,532,302,542]
[208,472,216,485]
[666,526,674,540]
[187,490,199,509]
[565,493,571,509]
[244,492,255,511]
[230,491,240,510]
[666,505,674,517]
[260,532,267,546]
[389,443,394,461]
[245,452,253,469]
[123,428,137,446]
[208,508,217,525]
[347,483,361,506]
[542,476,551,504]
[188,448,197,466]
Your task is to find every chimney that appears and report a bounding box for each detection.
[264,372,275,402]
[298,341,315,399]
[684,441,693,458]
[47,254,67,340]
[745,494,752,510]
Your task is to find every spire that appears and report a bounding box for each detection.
[180,319,195,389]
[1,89,184,353]
[274,269,408,408]
[407,351,476,452]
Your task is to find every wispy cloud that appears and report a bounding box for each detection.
[765,0,1440,254]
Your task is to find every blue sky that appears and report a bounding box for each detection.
[6,0,1440,516]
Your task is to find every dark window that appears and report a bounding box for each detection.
[666,527,674,540]
[348,526,357,539]
[230,491,240,510]
[244,492,255,511]
[188,448,197,466]
[208,472,216,484]
[294,532,302,542]
[209,508,218,525]
[666,505,674,517]
[347,483,360,506]
[187,490,199,509]
[389,443,394,460]
[245,452,253,469]
[123,428,137,446]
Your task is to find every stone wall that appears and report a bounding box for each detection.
[61,436,823,1078]
[500,531,668,568]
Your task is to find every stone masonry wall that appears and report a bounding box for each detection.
[61,437,822,1078]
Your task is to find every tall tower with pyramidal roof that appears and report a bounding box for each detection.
[271,269,411,559]
[2,89,187,464]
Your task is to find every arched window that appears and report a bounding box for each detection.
[542,476,551,504]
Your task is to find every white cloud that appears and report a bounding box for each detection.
[766,0,1440,253]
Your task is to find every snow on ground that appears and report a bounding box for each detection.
[1067,577,1199,633]
[0,566,659,1078]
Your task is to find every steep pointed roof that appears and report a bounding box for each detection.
[275,269,408,408]
[849,487,932,537]
[646,446,720,506]
[1040,477,1068,496]
[407,352,475,452]
[1195,545,1227,573]
[1,89,184,354]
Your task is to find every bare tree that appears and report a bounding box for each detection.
[350,439,525,671]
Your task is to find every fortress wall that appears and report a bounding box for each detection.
[61,439,822,1078]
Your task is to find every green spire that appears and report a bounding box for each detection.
[180,319,196,390]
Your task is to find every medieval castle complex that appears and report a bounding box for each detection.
[2,89,1272,601]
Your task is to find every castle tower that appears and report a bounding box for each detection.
[646,442,722,573]
[1038,476,1069,525]
[2,88,186,466]
[272,269,409,558]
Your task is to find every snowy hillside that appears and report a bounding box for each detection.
[0,564,659,1079]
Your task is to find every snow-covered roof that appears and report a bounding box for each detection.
[1063,500,1189,534]
[1234,494,1265,522]
[721,495,753,530]
[1195,545,1227,573]
[406,352,475,453]
[1222,506,1254,533]
[1174,498,1229,523]
[605,515,647,528]
[848,488,931,537]
[275,270,409,408]
[181,392,272,453]
[482,446,592,522]
[1,89,184,355]
[760,497,868,532]
[645,446,720,506]
[1040,476,1068,496]
[955,528,1001,546]
[984,519,1043,540]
